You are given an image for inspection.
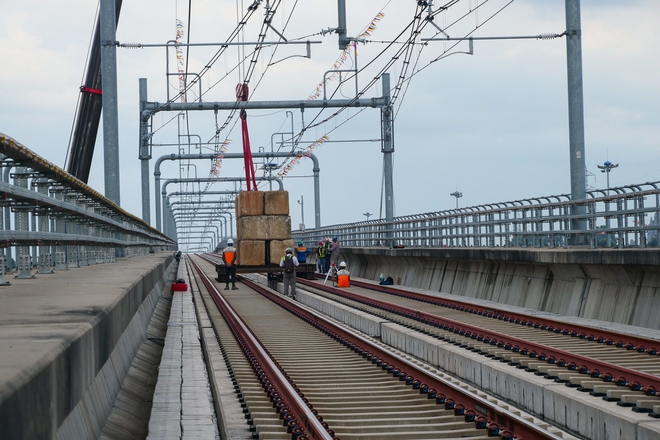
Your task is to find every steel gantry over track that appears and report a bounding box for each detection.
[140,73,395,239]
[161,177,281,238]
[153,152,321,231]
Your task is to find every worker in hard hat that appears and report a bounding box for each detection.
[316,240,326,273]
[295,240,309,263]
[279,247,299,299]
[324,238,332,274]
[329,236,341,268]
[222,239,238,290]
[337,261,350,287]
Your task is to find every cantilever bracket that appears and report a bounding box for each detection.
[267,22,288,42]
[426,15,450,39]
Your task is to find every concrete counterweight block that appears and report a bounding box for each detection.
[269,240,295,265]
[268,215,292,239]
[239,216,292,241]
[236,191,264,217]
[237,240,266,266]
[264,190,289,215]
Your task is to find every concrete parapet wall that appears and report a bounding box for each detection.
[0,255,174,439]
[337,247,660,330]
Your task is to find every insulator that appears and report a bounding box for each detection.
[121,42,143,49]
[539,33,559,40]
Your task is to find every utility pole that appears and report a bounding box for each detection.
[381,73,395,244]
[100,0,121,205]
[565,0,587,242]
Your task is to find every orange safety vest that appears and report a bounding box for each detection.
[337,270,350,287]
[223,248,236,265]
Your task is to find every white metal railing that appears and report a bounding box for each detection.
[294,182,660,250]
[0,133,175,277]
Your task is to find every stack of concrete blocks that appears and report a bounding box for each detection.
[235,190,294,265]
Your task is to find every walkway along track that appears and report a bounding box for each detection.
[295,276,660,416]
[188,255,569,439]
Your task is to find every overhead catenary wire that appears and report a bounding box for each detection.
[162,0,522,200]
[302,0,515,133]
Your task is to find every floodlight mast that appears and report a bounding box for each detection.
[450,191,463,209]
[597,160,618,248]
[597,160,618,193]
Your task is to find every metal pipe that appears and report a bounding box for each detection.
[143,97,386,113]
[121,40,321,48]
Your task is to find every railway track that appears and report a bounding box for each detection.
[187,254,571,439]
[291,276,660,416]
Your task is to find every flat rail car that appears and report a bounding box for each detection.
[214,262,317,282]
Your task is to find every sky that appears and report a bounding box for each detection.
[2,0,659,245]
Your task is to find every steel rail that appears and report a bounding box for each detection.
[192,252,566,440]
[298,277,660,396]
[188,257,333,440]
[348,279,660,356]
[234,276,565,440]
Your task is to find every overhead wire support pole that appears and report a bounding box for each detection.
[139,78,151,223]
[381,73,395,247]
[100,0,121,205]
[337,0,348,50]
[565,0,588,243]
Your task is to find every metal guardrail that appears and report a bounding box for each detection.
[294,182,660,250]
[0,133,176,281]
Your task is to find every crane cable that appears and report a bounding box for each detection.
[230,1,283,191]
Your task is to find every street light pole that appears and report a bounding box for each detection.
[597,160,619,247]
[450,191,463,209]
[297,195,305,230]
[363,212,372,221]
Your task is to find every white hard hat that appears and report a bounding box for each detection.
[339,261,346,268]
[227,239,234,245]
